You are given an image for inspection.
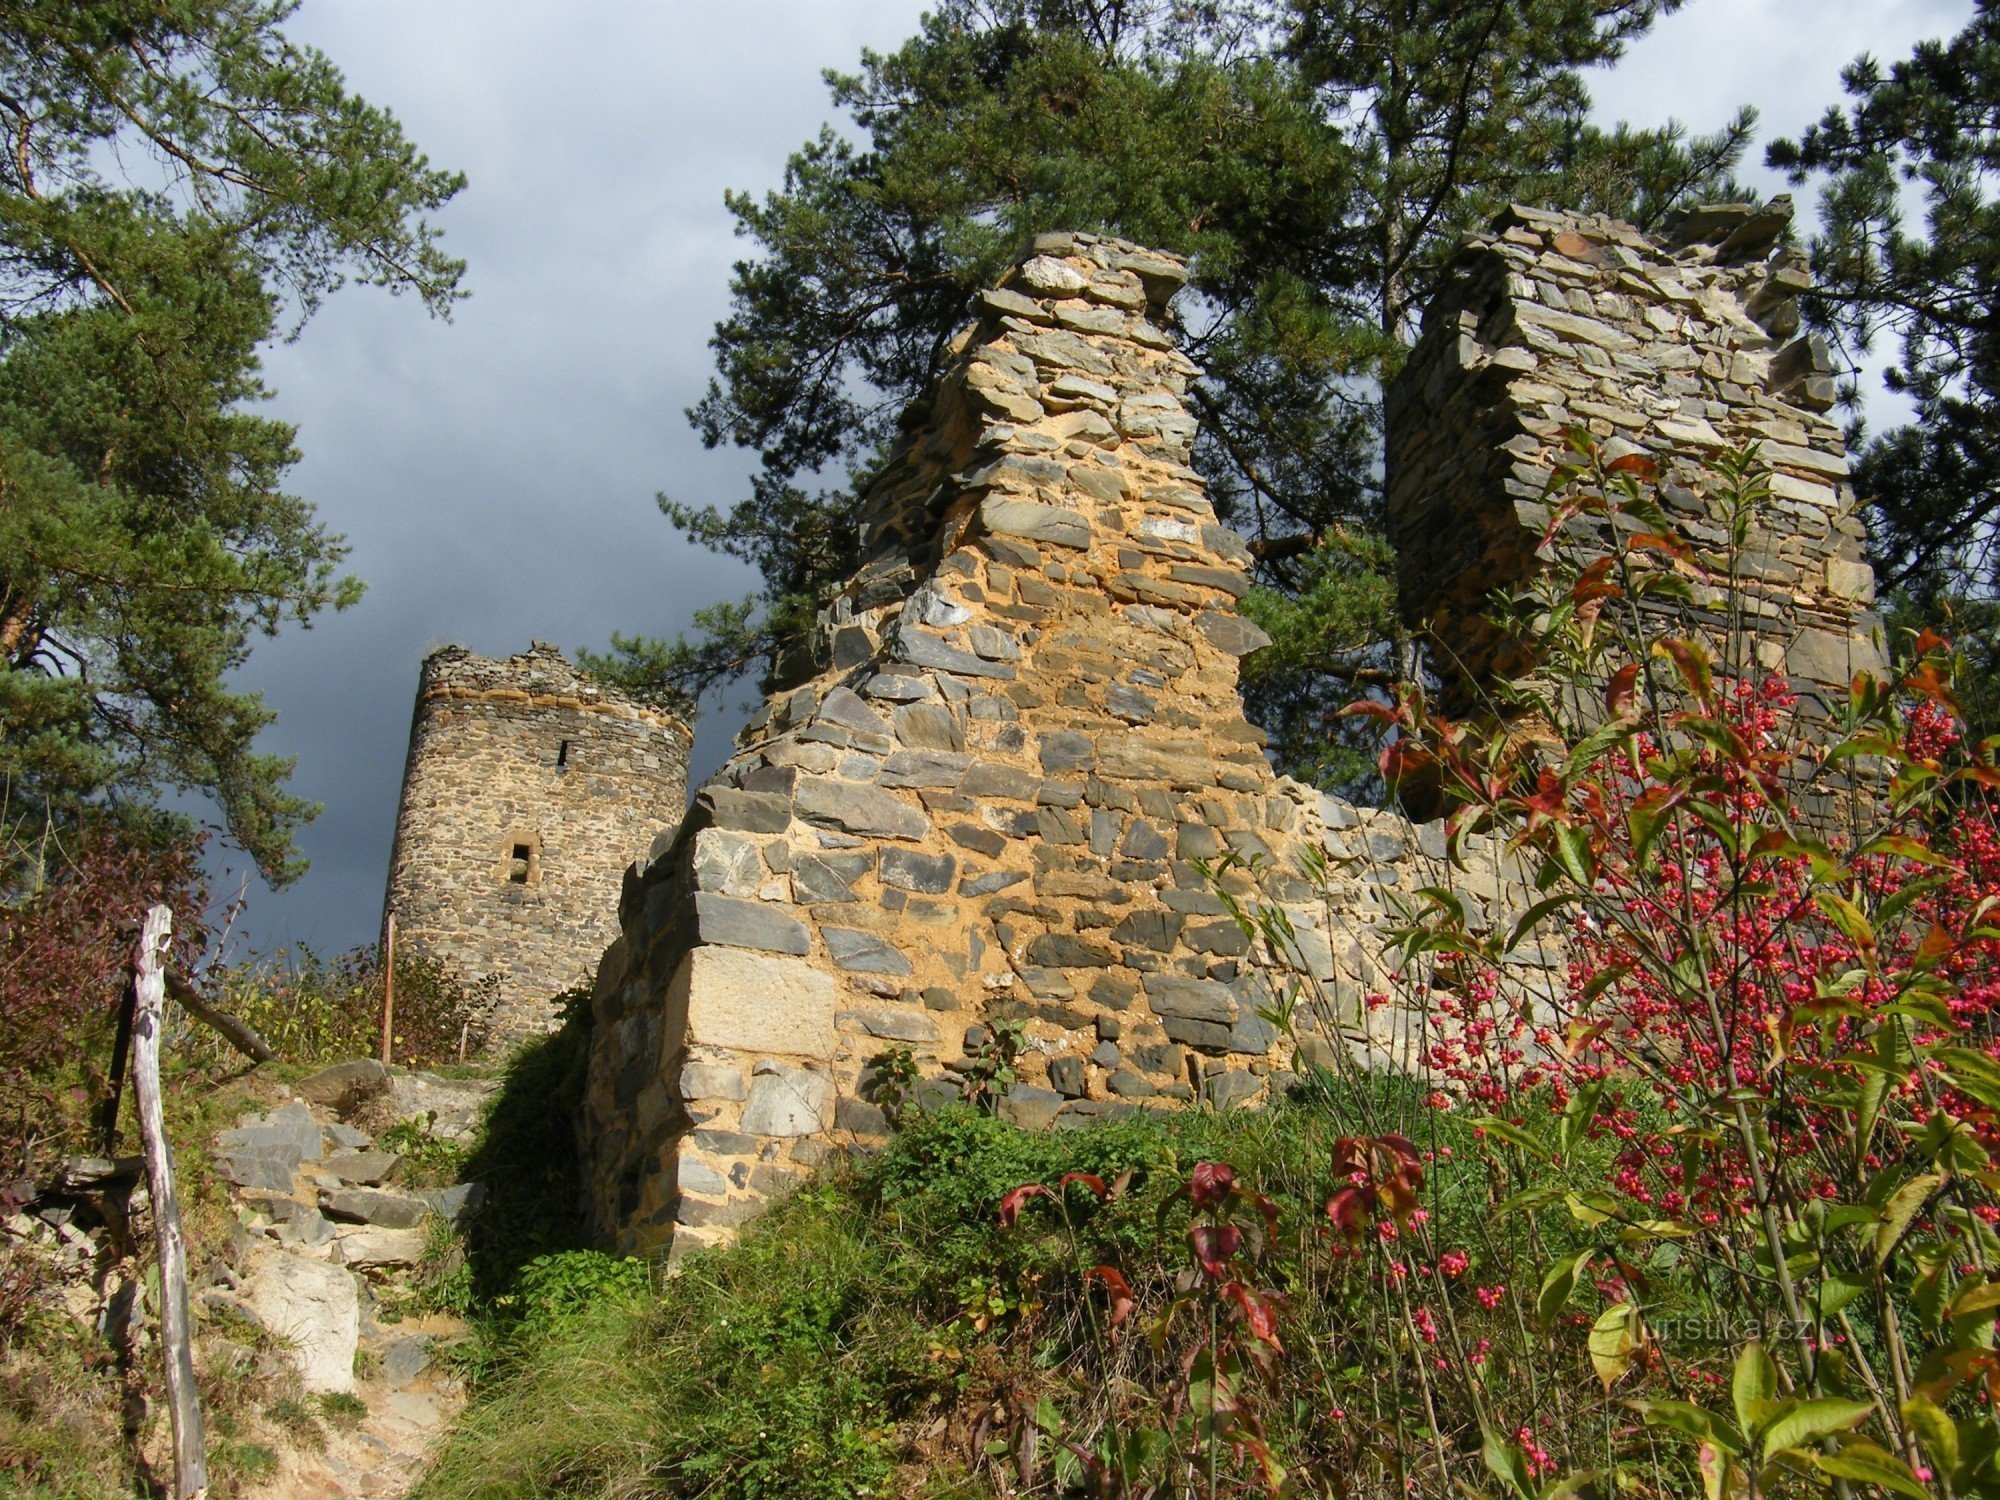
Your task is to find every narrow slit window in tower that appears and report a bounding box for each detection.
[509,842,533,883]
[556,739,570,770]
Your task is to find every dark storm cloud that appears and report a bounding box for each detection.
[219,0,1969,958]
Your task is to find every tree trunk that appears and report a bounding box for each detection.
[164,971,275,1064]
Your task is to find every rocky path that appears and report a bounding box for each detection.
[208,1061,498,1500]
[257,1309,467,1500]
[7,1056,502,1498]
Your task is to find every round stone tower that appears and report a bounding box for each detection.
[383,642,691,1047]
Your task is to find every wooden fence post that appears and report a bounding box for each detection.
[380,910,396,1066]
[131,903,207,1498]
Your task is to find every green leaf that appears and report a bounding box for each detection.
[1759,1397,1875,1462]
[1901,1394,1961,1478]
[1811,1440,1931,1498]
[1495,1183,1568,1217]
[1537,1249,1594,1329]
[1507,894,1577,952]
[1876,1172,1945,1265]
[1813,1272,1872,1320]
[1816,890,1878,956]
[1558,1082,1604,1153]
[1565,1190,1620,1226]
[1589,1302,1645,1392]
[1936,1049,2000,1111]
[1561,719,1635,781]
[1551,822,1596,887]
[1628,1399,1737,1455]
[1480,1425,1536,1500]
[1472,1116,1552,1161]
[1414,885,1469,928]
[1732,1341,1777,1440]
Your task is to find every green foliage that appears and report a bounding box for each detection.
[198,945,484,1074]
[451,993,595,1305]
[1238,526,1399,790]
[511,1251,649,1335]
[376,1117,470,1190]
[0,0,464,880]
[316,1391,367,1433]
[574,598,763,717]
[621,0,1750,776]
[1771,4,2000,622]
[418,1094,1572,1499]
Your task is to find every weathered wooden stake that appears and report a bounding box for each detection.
[131,903,207,1499]
[380,910,396,1066]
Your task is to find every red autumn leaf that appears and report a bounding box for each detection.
[1903,662,1965,716]
[1058,1172,1109,1201]
[1325,1186,1370,1236]
[1379,738,1432,785]
[1606,451,1659,480]
[1378,1134,1421,1171]
[1330,1136,1368,1179]
[1189,1223,1242,1277]
[1604,662,1642,720]
[1572,556,1622,605]
[1340,699,1401,723]
[1188,1161,1237,1212]
[998,1183,1049,1228]
[1628,531,1692,561]
[1653,637,1714,710]
[1916,923,1956,968]
[1085,1265,1135,1329]
[1521,767,1567,823]
[1220,1281,1283,1349]
[1914,627,1952,656]
[1246,1190,1279,1241]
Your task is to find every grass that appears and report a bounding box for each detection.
[409,1060,1605,1500]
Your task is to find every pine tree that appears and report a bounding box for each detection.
[0,1,464,885]
[1769,2,2000,727]
[607,0,1750,784]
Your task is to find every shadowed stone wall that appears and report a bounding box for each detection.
[384,643,692,1047]
[1387,197,1881,715]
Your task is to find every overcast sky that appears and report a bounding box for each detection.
[219,0,1974,960]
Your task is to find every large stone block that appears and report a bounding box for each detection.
[794,775,931,840]
[665,946,838,1059]
[692,893,811,955]
[740,1062,835,1137]
[245,1253,360,1394]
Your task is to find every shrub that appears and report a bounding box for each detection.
[200,945,488,1072]
[0,816,209,1173]
[1318,439,2000,1495]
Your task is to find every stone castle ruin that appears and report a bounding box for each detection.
[572,199,1877,1260]
[383,642,691,1045]
[1388,199,1882,717]
[369,196,1875,1258]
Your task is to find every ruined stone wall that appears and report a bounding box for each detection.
[578,203,1879,1261]
[1387,198,1881,714]
[578,235,1555,1258]
[384,643,692,1047]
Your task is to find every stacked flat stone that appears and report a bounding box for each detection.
[579,235,1543,1258]
[384,643,692,1047]
[1387,198,1881,712]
